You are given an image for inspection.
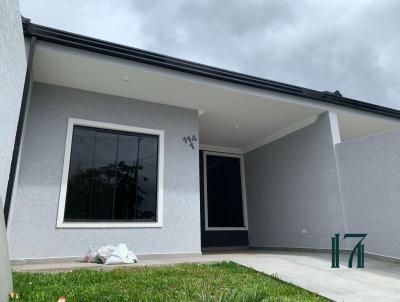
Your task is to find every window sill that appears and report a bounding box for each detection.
[56,221,162,229]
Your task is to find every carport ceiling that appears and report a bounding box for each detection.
[31,41,400,151]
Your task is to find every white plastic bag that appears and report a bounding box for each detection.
[84,247,97,263]
[97,245,116,264]
[87,243,137,265]
[105,243,138,265]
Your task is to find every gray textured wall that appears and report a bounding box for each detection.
[0,0,26,204]
[336,129,400,258]
[0,0,26,298]
[244,112,346,249]
[8,83,201,259]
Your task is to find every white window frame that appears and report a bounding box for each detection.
[203,151,248,231]
[56,118,164,228]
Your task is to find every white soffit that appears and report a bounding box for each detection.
[31,41,400,150]
[338,111,400,141]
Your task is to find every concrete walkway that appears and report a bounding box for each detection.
[224,251,400,302]
[12,250,400,302]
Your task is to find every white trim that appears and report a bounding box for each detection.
[56,118,164,228]
[200,144,243,154]
[243,115,319,153]
[203,151,248,231]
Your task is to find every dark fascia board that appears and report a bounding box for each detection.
[22,19,400,120]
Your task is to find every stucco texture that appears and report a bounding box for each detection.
[0,0,26,298]
[0,0,26,203]
[336,129,400,258]
[244,112,346,249]
[8,83,201,259]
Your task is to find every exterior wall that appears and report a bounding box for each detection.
[336,129,400,258]
[0,0,26,205]
[244,112,346,249]
[0,0,26,298]
[8,83,201,259]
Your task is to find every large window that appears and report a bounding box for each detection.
[57,119,164,228]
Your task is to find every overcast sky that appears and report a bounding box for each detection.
[20,0,400,109]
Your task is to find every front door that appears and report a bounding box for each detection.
[200,151,248,248]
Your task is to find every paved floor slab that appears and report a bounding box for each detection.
[221,251,400,302]
[12,250,400,301]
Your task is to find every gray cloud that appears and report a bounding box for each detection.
[20,0,400,108]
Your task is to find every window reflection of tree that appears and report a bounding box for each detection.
[66,134,157,221]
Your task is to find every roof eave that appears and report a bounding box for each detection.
[22,19,400,120]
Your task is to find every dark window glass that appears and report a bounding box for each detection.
[64,125,159,222]
[206,155,244,227]
[64,128,95,220]
[136,136,158,220]
[114,134,138,220]
[89,131,117,220]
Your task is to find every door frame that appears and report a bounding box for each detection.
[203,151,248,231]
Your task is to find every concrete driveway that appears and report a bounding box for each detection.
[13,250,400,301]
[210,251,400,302]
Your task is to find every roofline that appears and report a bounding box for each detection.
[22,19,400,120]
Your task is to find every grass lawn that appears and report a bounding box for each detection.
[12,262,329,302]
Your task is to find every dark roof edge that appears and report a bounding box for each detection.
[22,19,400,120]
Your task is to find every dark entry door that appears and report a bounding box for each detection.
[205,154,245,228]
[200,151,248,248]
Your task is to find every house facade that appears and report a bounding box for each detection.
[3,11,400,263]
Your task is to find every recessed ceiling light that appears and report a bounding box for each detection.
[234,125,240,129]
[123,75,131,82]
